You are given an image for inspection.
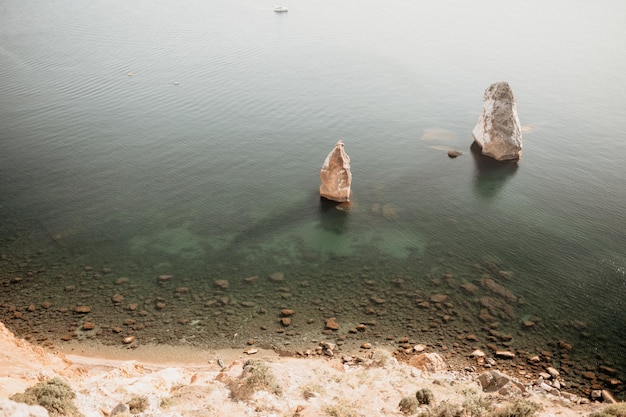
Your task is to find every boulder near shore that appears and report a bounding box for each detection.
[472,81,523,161]
[319,140,352,202]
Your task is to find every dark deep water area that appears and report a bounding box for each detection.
[1,0,625,399]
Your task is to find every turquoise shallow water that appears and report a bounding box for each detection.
[1,0,625,397]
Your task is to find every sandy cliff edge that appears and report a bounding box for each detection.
[0,321,611,417]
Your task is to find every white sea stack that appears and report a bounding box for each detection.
[472,82,523,161]
[319,140,352,202]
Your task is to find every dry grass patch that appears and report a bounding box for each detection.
[228,359,282,402]
[128,395,149,414]
[324,399,358,417]
[589,403,626,417]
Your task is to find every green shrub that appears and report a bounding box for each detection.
[461,389,492,416]
[416,388,435,405]
[229,359,282,401]
[324,401,357,417]
[417,401,462,417]
[128,395,149,414]
[589,403,626,417]
[399,396,419,414]
[10,377,83,417]
[490,399,540,417]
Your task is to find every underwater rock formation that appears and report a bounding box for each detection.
[319,140,352,202]
[472,82,523,161]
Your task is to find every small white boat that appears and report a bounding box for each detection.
[274,6,288,12]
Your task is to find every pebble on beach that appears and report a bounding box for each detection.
[74,305,91,314]
[325,318,340,330]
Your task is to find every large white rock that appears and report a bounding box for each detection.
[472,82,523,161]
[0,398,49,417]
[319,140,352,202]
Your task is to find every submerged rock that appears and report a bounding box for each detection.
[319,140,352,202]
[472,82,523,161]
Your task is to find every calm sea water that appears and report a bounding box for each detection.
[1,0,625,391]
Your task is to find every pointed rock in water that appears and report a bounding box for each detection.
[472,82,523,161]
[319,140,352,202]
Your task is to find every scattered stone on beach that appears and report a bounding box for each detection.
[409,352,447,372]
[321,342,336,357]
[319,140,352,202]
[461,282,478,294]
[155,302,166,310]
[82,322,95,331]
[244,275,259,283]
[370,295,385,304]
[41,301,52,309]
[122,335,135,344]
[470,349,486,358]
[175,287,190,294]
[546,367,560,378]
[495,350,515,359]
[477,370,525,395]
[582,371,596,380]
[280,317,291,326]
[430,294,449,303]
[111,293,124,304]
[472,81,523,161]
[269,272,285,282]
[498,270,514,280]
[447,150,463,158]
[214,280,229,290]
[480,296,515,320]
[558,340,573,352]
[280,309,294,316]
[325,317,340,330]
[477,277,517,302]
[74,305,91,314]
[240,301,255,308]
[602,389,618,403]
[116,277,129,285]
[127,303,138,311]
[361,342,372,349]
[158,274,173,282]
[243,348,258,355]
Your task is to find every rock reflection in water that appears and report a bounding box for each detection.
[470,142,519,199]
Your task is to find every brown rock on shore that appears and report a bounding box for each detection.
[409,352,447,372]
[325,318,340,330]
[74,305,91,314]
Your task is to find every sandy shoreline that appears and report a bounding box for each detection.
[2,321,622,417]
